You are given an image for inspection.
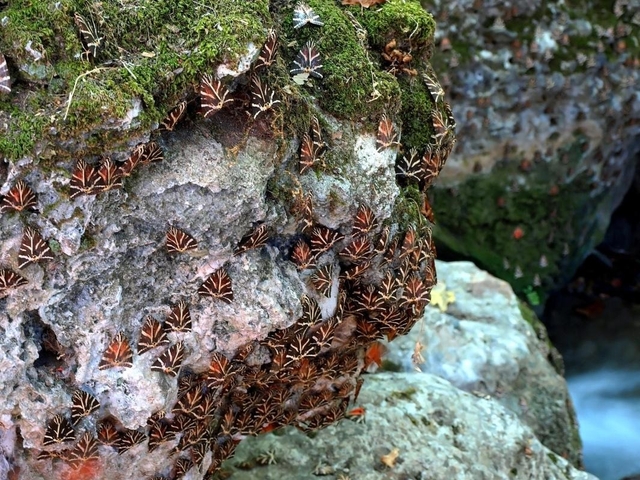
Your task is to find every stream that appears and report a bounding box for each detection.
[568,369,640,480]
[545,292,640,480]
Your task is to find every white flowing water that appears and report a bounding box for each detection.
[568,369,640,480]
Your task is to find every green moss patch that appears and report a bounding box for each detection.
[356,0,435,48]
[275,0,402,122]
[432,137,606,301]
[397,74,434,149]
[0,0,269,159]
[392,184,425,231]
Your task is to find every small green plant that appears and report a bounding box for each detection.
[524,286,540,306]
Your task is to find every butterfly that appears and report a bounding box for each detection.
[117,144,146,178]
[0,180,37,213]
[151,342,185,377]
[250,76,280,119]
[71,390,100,425]
[376,114,400,151]
[159,101,187,132]
[165,300,192,333]
[137,315,169,354]
[0,52,10,94]
[66,431,99,469]
[293,3,324,29]
[200,75,233,118]
[166,226,198,253]
[199,268,234,304]
[311,264,333,297]
[299,116,326,174]
[422,68,445,104]
[18,227,54,269]
[43,414,75,446]
[74,12,103,61]
[98,332,133,370]
[290,41,323,79]
[254,29,278,70]
[395,147,423,184]
[95,157,123,192]
[234,223,269,255]
[69,159,99,198]
[352,204,378,235]
[0,268,28,294]
[290,239,317,270]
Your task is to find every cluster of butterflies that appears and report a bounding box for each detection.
[158,3,325,134]
[37,205,437,479]
[0,139,165,296]
[36,390,101,466]
[0,182,54,294]
[68,141,163,198]
[1,3,454,478]
[394,65,456,202]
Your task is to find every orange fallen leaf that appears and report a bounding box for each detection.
[364,341,387,369]
[347,406,366,417]
[342,0,387,7]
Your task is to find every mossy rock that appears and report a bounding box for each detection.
[0,0,439,164]
[432,135,611,304]
[0,0,273,159]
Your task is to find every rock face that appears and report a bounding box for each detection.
[0,1,455,479]
[226,373,596,480]
[385,260,582,466]
[424,0,640,299]
[220,262,592,480]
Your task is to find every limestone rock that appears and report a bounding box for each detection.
[226,372,598,480]
[384,260,583,466]
[427,0,640,297]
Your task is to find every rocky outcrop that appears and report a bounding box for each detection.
[219,261,592,479]
[0,1,450,479]
[385,260,582,466]
[225,373,596,480]
[425,0,640,299]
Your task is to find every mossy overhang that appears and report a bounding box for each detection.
[431,136,612,303]
[0,0,271,160]
[0,0,437,164]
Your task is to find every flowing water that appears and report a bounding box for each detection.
[568,369,640,480]
[545,291,640,480]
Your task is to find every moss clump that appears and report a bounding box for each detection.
[356,0,435,48]
[380,359,403,372]
[276,0,402,122]
[0,0,269,159]
[390,387,418,400]
[392,185,425,231]
[397,75,434,149]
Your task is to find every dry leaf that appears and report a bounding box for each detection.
[292,72,310,85]
[342,0,387,7]
[429,282,456,312]
[380,447,400,468]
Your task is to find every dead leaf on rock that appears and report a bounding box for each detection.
[342,0,387,7]
[429,282,456,312]
[380,447,399,468]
